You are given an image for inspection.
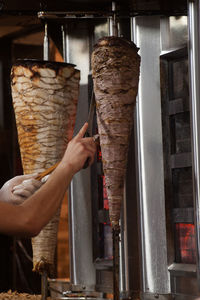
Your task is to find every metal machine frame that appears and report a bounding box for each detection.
[39,1,200,299]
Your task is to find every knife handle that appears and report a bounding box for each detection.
[36,161,60,180]
[83,131,90,169]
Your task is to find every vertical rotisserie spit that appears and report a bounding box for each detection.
[91,36,140,298]
[11,60,80,275]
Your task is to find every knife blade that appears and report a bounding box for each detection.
[83,90,96,169]
[86,89,96,137]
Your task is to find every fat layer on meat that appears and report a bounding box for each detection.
[11,60,80,274]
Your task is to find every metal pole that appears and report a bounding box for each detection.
[61,25,68,63]
[112,225,120,300]
[112,1,118,37]
[42,24,49,294]
[108,1,118,36]
[108,17,113,36]
[188,0,200,288]
[109,2,120,298]
[41,271,48,300]
[119,207,126,295]
[43,22,50,60]
[130,16,170,295]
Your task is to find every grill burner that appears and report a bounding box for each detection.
[175,223,196,264]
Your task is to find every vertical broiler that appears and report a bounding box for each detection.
[92,36,140,300]
[11,32,140,300]
[5,0,200,299]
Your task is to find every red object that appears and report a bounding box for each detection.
[97,148,102,162]
[175,223,196,264]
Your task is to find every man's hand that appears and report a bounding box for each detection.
[61,123,97,175]
[0,175,43,205]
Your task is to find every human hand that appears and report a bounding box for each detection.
[0,174,43,205]
[61,122,97,175]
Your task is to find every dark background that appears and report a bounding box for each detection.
[1,0,187,15]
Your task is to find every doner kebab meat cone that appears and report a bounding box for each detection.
[91,37,140,228]
[11,60,80,274]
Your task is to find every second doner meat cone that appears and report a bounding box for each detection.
[11,60,80,274]
[92,37,140,228]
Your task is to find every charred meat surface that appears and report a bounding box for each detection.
[11,60,80,274]
[92,36,140,227]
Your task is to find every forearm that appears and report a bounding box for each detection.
[0,162,73,237]
[20,162,73,236]
[0,123,96,237]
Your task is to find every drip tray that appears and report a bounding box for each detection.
[48,279,109,300]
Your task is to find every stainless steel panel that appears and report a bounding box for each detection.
[67,22,96,289]
[131,16,170,294]
[188,0,200,290]
[67,20,108,290]
[160,16,188,53]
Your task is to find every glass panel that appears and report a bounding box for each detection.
[172,168,193,208]
[175,223,196,264]
[161,16,188,52]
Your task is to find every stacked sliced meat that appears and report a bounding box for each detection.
[91,37,140,228]
[11,60,80,274]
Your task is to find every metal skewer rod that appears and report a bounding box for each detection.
[43,22,50,60]
[112,223,120,300]
[111,3,120,298]
[41,271,48,300]
[110,3,120,298]
[112,2,118,37]
[108,1,118,37]
[61,24,68,63]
